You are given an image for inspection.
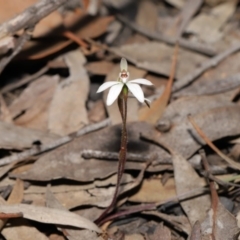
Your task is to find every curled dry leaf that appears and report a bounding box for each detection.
[0,204,101,233]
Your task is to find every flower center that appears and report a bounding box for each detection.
[119,71,129,83]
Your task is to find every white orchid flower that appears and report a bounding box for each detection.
[96,58,153,106]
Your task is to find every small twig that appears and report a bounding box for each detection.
[0,118,111,166]
[0,212,23,219]
[173,43,240,91]
[116,14,216,56]
[81,149,157,162]
[0,0,69,39]
[0,30,32,75]
[62,31,89,48]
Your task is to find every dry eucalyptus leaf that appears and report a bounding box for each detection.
[9,75,59,118]
[201,202,239,239]
[116,41,208,79]
[24,173,134,194]
[48,49,89,136]
[159,105,240,159]
[104,64,147,124]
[143,211,191,235]
[0,204,101,233]
[186,1,237,43]
[125,234,145,240]
[25,176,134,209]
[175,50,240,97]
[11,122,168,181]
[85,61,114,75]
[171,151,210,225]
[45,187,103,240]
[148,223,171,240]
[157,94,234,130]
[129,178,176,203]
[164,0,186,9]
[10,75,59,130]
[136,0,158,31]
[2,218,49,240]
[0,121,58,150]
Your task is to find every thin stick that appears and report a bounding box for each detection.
[0,30,32,75]
[173,43,240,91]
[0,118,111,166]
[188,115,240,170]
[0,0,69,39]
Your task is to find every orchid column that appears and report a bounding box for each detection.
[96,58,153,224]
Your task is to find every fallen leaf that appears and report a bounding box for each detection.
[0,121,58,150]
[45,187,104,240]
[116,41,208,79]
[148,223,171,240]
[143,211,191,235]
[85,61,114,75]
[135,0,158,31]
[157,94,235,131]
[171,151,210,224]
[48,49,89,136]
[10,75,59,130]
[0,204,101,233]
[2,218,49,240]
[201,202,239,239]
[129,178,176,203]
[158,105,240,159]
[138,44,178,124]
[186,1,237,43]
[11,122,169,181]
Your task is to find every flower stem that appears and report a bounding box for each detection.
[95,88,128,225]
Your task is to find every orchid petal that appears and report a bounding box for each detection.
[126,83,144,103]
[106,83,124,106]
[129,78,153,85]
[120,58,128,71]
[96,81,119,93]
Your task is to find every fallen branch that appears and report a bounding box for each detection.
[0,0,69,39]
[0,30,32,75]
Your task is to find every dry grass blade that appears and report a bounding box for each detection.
[188,115,240,170]
[139,43,179,124]
[0,204,101,233]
